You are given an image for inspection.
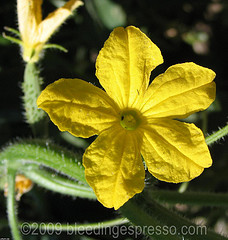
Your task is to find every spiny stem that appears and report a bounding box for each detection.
[20,164,96,199]
[0,140,87,186]
[206,124,228,145]
[7,170,22,240]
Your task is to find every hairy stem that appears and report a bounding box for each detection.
[7,170,22,240]
[0,140,87,185]
[20,164,95,199]
[206,124,228,145]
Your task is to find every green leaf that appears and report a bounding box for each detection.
[93,0,126,29]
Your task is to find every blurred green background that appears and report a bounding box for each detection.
[0,0,228,239]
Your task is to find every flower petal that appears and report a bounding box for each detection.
[140,119,212,183]
[37,78,119,138]
[83,125,145,209]
[140,62,216,118]
[96,26,163,109]
[38,0,83,43]
[17,0,42,43]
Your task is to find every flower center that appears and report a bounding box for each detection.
[120,110,141,130]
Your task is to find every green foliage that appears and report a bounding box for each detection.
[92,0,127,29]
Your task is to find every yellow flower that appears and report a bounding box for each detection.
[17,0,83,62]
[37,26,216,209]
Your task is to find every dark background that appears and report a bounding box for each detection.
[0,0,228,239]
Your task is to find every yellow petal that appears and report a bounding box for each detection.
[140,62,216,118]
[96,26,163,109]
[17,0,42,44]
[140,119,212,183]
[37,78,119,138]
[38,0,83,43]
[83,125,145,209]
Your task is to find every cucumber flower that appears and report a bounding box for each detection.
[16,0,83,62]
[37,26,216,209]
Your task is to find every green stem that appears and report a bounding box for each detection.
[2,33,22,45]
[60,132,89,149]
[0,140,87,185]
[120,196,180,240]
[7,170,22,240]
[121,191,228,240]
[19,218,128,232]
[149,189,228,207]
[178,181,189,193]
[20,164,96,199]
[4,26,21,37]
[22,63,46,136]
[43,43,68,52]
[206,124,228,145]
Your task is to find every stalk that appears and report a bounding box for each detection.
[7,170,22,240]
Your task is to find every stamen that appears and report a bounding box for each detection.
[120,109,141,130]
